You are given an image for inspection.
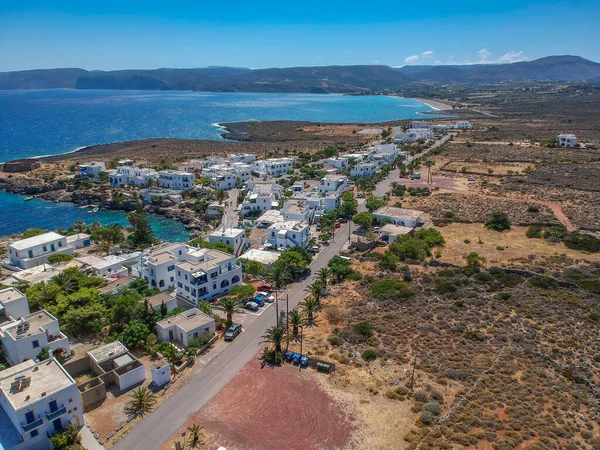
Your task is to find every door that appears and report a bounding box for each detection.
[169,330,173,341]
[49,400,58,412]
[25,411,34,423]
[51,244,55,252]
[53,418,63,432]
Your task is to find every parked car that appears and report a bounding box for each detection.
[224,323,242,341]
[244,301,259,312]
[468,176,476,181]
[337,217,348,223]
[256,284,272,292]
[335,221,341,228]
[253,296,265,307]
[258,291,275,303]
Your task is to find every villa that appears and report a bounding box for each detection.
[266,220,311,250]
[351,162,378,178]
[318,174,349,195]
[558,133,577,148]
[207,228,246,256]
[252,158,295,177]
[108,166,158,188]
[158,170,195,191]
[372,206,424,228]
[77,162,106,180]
[156,308,215,348]
[7,232,85,270]
[136,243,188,291]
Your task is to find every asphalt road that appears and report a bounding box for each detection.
[114,136,449,450]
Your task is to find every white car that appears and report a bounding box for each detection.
[258,291,275,303]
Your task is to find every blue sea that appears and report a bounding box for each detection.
[0,89,438,238]
[0,191,190,241]
[0,90,439,161]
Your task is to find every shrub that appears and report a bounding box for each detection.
[526,225,543,239]
[396,385,409,396]
[328,335,343,346]
[324,305,347,324]
[588,312,600,322]
[263,350,283,365]
[495,292,512,301]
[527,205,540,213]
[435,281,458,294]
[362,349,378,361]
[465,252,486,268]
[496,246,505,251]
[529,275,558,290]
[474,272,494,283]
[420,410,435,425]
[385,390,400,400]
[563,232,600,253]
[354,321,374,338]
[423,401,441,415]
[430,390,444,403]
[22,228,46,239]
[414,228,445,247]
[370,279,413,299]
[414,390,429,402]
[485,211,511,231]
[48,254,74,264]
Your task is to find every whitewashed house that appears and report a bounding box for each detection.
[228,153,256,164]
[411,121,431,129]
[372,144,399,164]
[252,158,295,177]
[318,175,348,195]
[140,189,182,205]
[240,181,282,216]
[73,255,128,278]
[393,128,434,143]
[0,359,84,450]
[156,308,215,348]
[372,206,424,228]
[175,248,242,304]
[77,162,106,180]
[7,232,76,270]
[143,292,178,314]
[0,309,70,366]
[323,157,349,171]
[266,221,311,249]
[108,166,158,187]
[351,162,378,178]
[456,121,471,130]
[558,134,577,148]
[281,201,316,224]
[0,288,30,324]
[207,228,246,256]
[136,243,187,291]
[158,170,195,191]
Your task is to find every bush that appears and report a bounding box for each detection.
[328,335,343,346]
[263,350,283,365]
[588,312,600,322]
[435,281,458,294]
[563,232,600,253]
[529,275,558,290]
[527,205,540,213]
[420,410,435,425]
[324,305,347,324]
[354,321,374,338]
[362,349,378,361]
[22,228,46,239]
[474,272,494,283]
[414,390,429,402]
[370,279,412,299]
[414,228,445,247]
[485,211,511,231]
[423,401,441,415]
[495,292,512,301]
[48,254,74,264]
[526,225,543,239]
[430,389,444,403]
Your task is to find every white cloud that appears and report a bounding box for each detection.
[404,51,434,65]
[404,55,420,64]
[478,48,492,63]
[497,51,527,63]
[420,50,434,59]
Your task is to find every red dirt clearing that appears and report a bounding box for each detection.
[175,358,353,450]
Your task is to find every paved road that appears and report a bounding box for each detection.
[114,224,352,450]
[115,137,449,450]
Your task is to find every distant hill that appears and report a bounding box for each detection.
[1,56,599,92]
[395,56,600,83]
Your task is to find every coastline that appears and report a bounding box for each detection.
[410,97,454,111]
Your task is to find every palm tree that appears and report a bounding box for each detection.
[301,297,319,325]
[124,387,156,420]
[218,297,242,325]
[424,160,434,184]
[261,326,286,353]
[305,281,324,306]
[288,309,305,338]
[51,272,78,295]
[186,424,205,449]
[317,268,330,288]
[215,189,228,205]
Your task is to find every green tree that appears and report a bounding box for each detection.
[305,281,324,306]
[274,251,307,274]
[288,309,305,338]
[229,284,256,301]
[261,326,286,353]
[269,264,292,290]
[353,212,374,230]
[49,423,82,450]
[127,206,155,249]
[218,297,243,325]
[328,255,353,282]
[317,267,331,288]
[121,320,150,349]
[465,252,487,268]
[339,191,358,217]
[186,424,205,449]
[301,297,319,324]
[389,236,430,261]
[485,211,511,231]
[22,228,46,239]
[241,259,265,277]
[365,195,385,212]
[124,387,157,420]
[414,228,445,247]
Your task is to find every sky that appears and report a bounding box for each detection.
[1,0,599,71]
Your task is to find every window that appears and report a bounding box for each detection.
[168,265,175,271]
[178,270,181,276]
[213,284,217,290]
[179,250,183,255]
[185,286,190,292]
[32,340,40,349]
[58,242,62,247]
[185,274,188,280]
[210,272,217,279]
[43,246,47,252]
[177,282,183,288]
[28,250,33,258]
[170,276,174,282]
[31,430,39,438]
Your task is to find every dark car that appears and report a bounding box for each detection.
[244,301,259,312]
[224,323,242,341]
[252,296,265,307]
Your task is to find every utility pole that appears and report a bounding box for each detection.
[274,288,279,328]
[299,326,303,372]
[410,354,417,391]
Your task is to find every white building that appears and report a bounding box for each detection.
[266,221,311,250]
[558,134,577,148]
[7,232,76,270]
[323,157,349,171]
[158,170,195,191]
[156,308,215,348]
[140,189,183,205]
[73,255,128,278]
[372,144,400,164]
[281,201,316,224]
[0,288,30,325]
[108,166,158,188]
[207,228,246,256]
[410,121,431,129]
[175,248,242,304]
[372,206,424,228]
[136,243,187,291]
[77,162,106,180]
[379,223,414,244]
[228,153,256,164]
[252,158,295,177]
[239,249,280,268]
[86,341,146,392]
[143,292,178,314]
[351,162,378,178]
[0,359,84,450]
[393,128,434,143]
[318,175,349,195]
[240,181,282,216]
[204,163,251,190]
[456,121,471,130]
[0,309,70,367]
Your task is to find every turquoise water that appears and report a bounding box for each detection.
[0,90,440,161]
[0,191,190,241]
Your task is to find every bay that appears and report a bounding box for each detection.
[0,191,190,241]
[0,90,440,161]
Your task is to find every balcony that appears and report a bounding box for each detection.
[22,415,43,432]
[46,404,67,422]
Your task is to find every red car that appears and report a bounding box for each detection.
[256,284,273,292]
[335,221,341,228]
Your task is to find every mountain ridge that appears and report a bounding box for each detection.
[1,56,599,92]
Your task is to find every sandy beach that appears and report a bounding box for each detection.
[411,97,454,110]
